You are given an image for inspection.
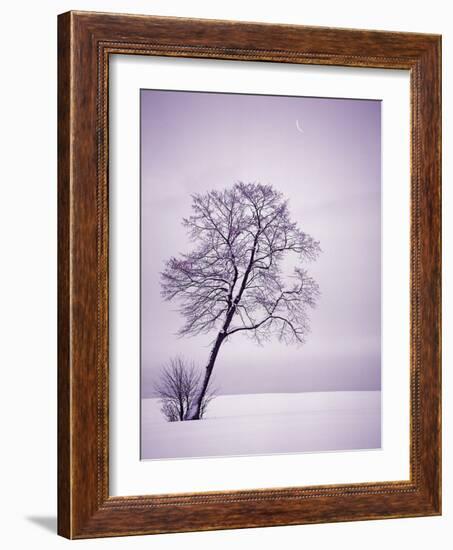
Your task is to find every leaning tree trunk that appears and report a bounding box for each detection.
[186,244,257,420]
[185,331,225,420]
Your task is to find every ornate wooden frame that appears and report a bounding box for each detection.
[58,10,441,539]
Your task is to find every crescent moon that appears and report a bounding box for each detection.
[296,119,304,133]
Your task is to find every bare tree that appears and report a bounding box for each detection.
[154,357,216,421]
[161,182,320,420]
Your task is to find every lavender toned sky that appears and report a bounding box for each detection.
[141,90,381,397]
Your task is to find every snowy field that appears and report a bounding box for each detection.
[141,391,381,460]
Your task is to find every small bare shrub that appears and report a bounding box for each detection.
[154,357,217,421]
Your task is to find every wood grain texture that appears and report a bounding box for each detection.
[57,10,441,539]
[57,11,71,538]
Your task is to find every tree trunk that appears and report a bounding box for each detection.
[185,242,258,420]
[185,331,225,420]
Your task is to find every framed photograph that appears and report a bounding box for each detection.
[58,11,441,539]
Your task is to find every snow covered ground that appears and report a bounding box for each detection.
[141,391,381,460]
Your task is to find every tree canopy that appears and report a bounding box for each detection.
[161,182,321,346]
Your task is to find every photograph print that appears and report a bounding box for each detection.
[140,89,381,460]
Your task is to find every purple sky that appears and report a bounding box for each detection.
[141,90,381,397]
